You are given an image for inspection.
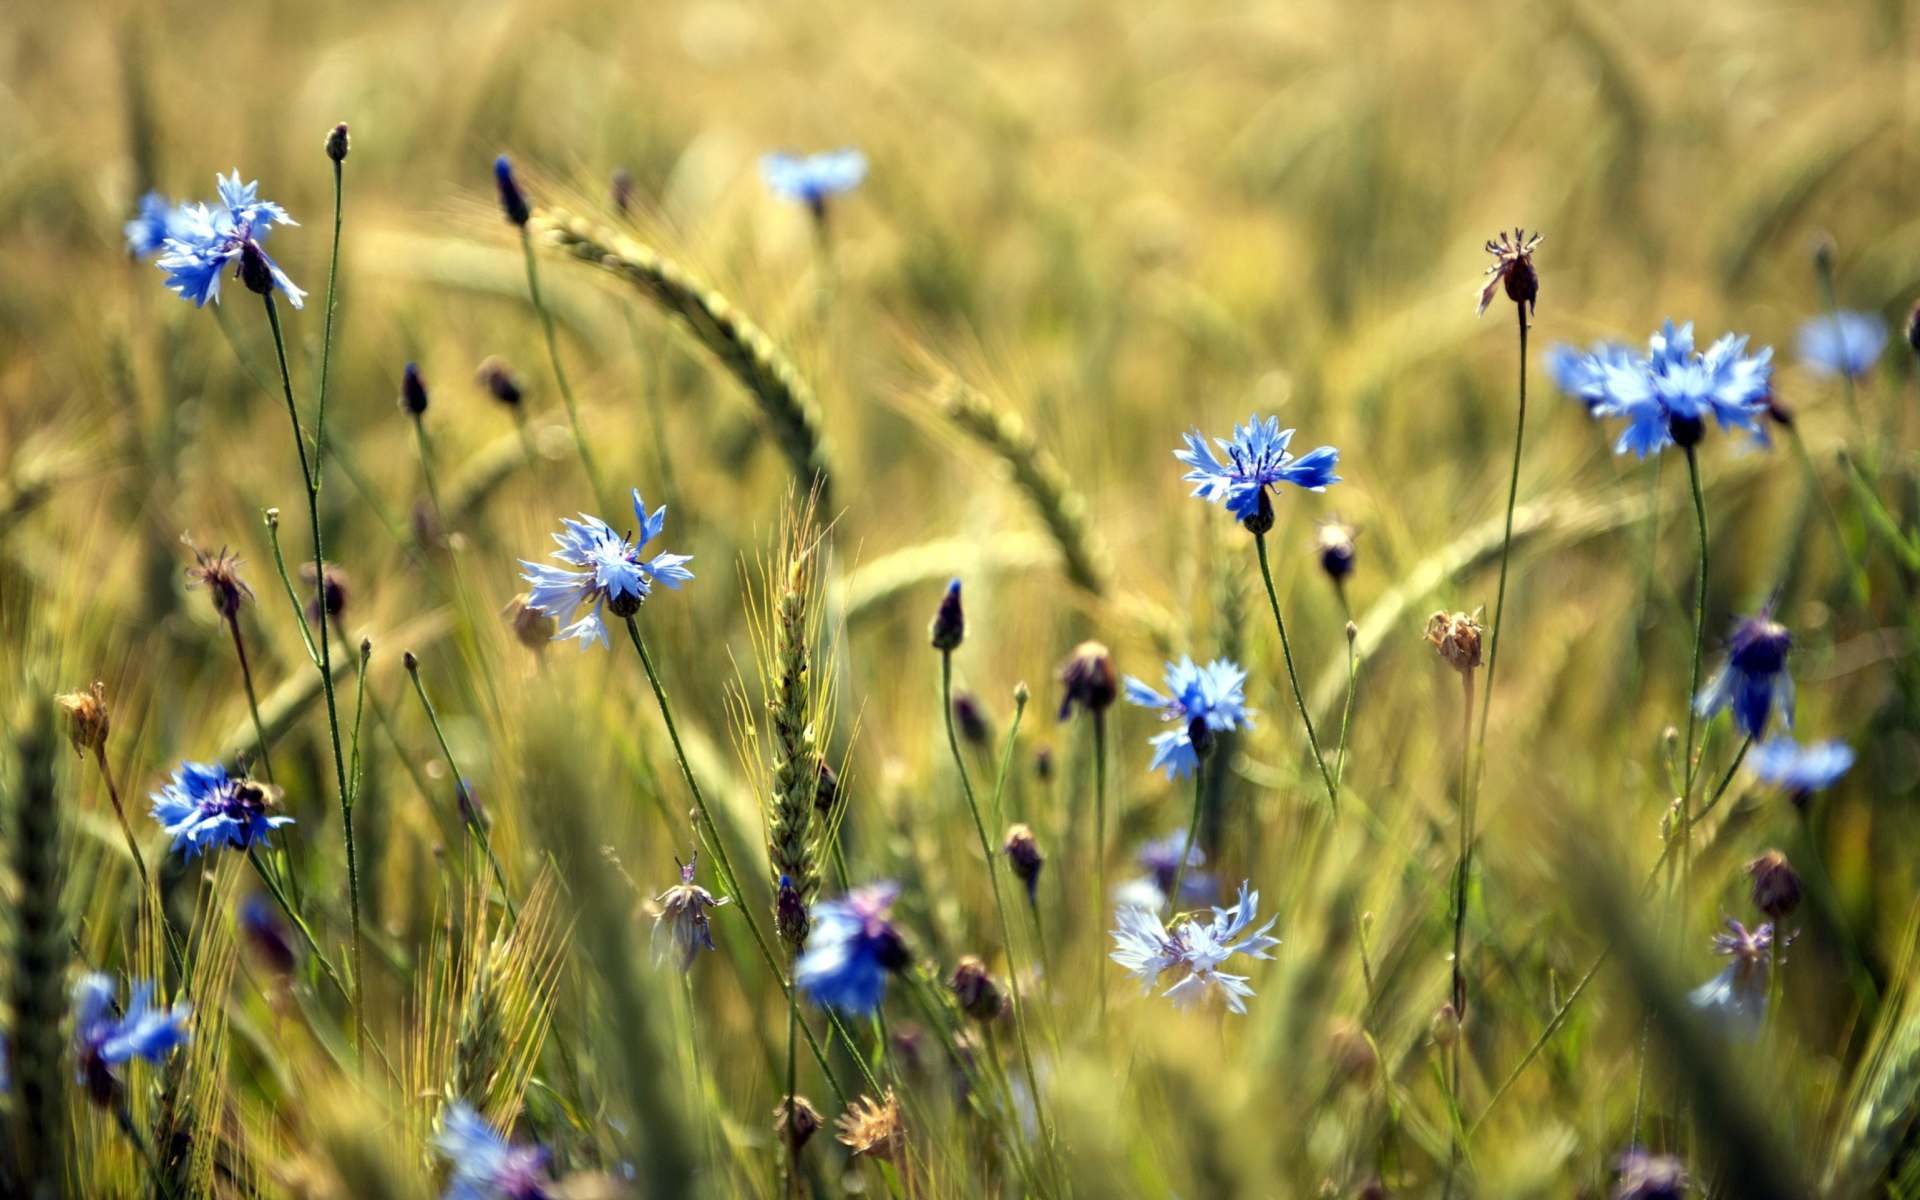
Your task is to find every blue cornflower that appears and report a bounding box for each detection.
[794,882,910,1016]
[149,761,293,857]
[1797,310,1887,379]
[1114,831,1216,910]
[73,972,191,1105]
[1687,918,1771,1041]
[760,149,867,212]
[1548,321,1772,457]
[518,488,693,651]
[1123,656,1256,779]
[1109,880,1280,1014]
[1749,737,1854,795]
[433,1102,553,1200]
[154,172,304,308]
[1176,415,1340,528]
[1694,609,1794,739]
[124,192,189,258]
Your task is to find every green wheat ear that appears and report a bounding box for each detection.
[8,695,69,1200]
[533,208,833,509]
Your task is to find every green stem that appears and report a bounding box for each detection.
[225,614,275,786]
[1092,710,1107,1027]
[1475,305,1529,784]
[1334,625,1359,800]
[1450,669,1475,1116]
[1253,533,1338,807]
[1816,258,1869,464]
[403,656,518,924]
[785,966,801,1200]
[88,746,150,896]
[1682,446,1709,886]
[520,225,610,513]
[1169,759,1206,918]
[246,846,348,1001]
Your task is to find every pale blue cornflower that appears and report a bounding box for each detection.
[518,488,693,651]
[154,173,304,308]
[1123,656,1256,779]
[1109,880,1280,1014]
[1687,918,1771,1041]
[73,972,191,1105]
[433,1102,553,1200]
[124,192,189,258]
[794,882,910,1016]
[1176,415,1341,527]
[1797,311,1887,379]
[1750,737,1854,796]
[1548,321,1772,457]
[1694,608,1794,740]
[149,761,293,857]
[760,149,867,213]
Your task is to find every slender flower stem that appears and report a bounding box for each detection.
[520,225,610,513]
[1254,533,1338,807]
[88,745,149,893]
[1449,667,1476,1125]
[1091,710,1108,1026]
[246,846,349,1000]
[1334,625,1359,799]
[224,614,275,785]
[402,656,517,924]
[1682,445,1709,899]
[1168,760,1206,917]
[940,650,1053,1168]
[785,961,801,1200]
[623,615,846,1101]
[1475,306,1529,782]
[411,416,450,543]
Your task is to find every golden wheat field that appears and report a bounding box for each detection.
[3,0,1920,1196]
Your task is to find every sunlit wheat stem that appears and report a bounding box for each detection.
[519,224,611,514]
[1254,532,1338,807]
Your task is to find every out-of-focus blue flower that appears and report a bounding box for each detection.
[518,488,693,651]
[1123,656,1256,779]
[149,761,293,857]
[73,972,191,1104]
[1611,1147,1688,1200]
[760,149,867,209]
[1687,918,1771,1040]
[1694,609,1794,740]
[1110,880,1280,1014]
[154,173,304,308]
[1750,737,1853,795]
[1114,832,1216,910]
[1548,321,1772,458]
[1798,311,1887,379]
[1176,415,1340,524]
[795,882,909,1016]
[433,1102,553,1200]
[239,893,297,975]
[125,192,189,258]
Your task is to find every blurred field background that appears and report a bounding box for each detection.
[5,0,1920,1196]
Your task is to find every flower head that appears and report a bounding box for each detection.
[300,560,349,625]
[125,192,189,258]
[948,955,1005,1021]
[1057,640,1118,721]
[433,1102,552,1200]
[1694,609,1793,739]
[1548,322,1771,457]
[1746,849,1802,922]
[1109,880,1281,1014]
[1123,656,1256,779]
[1117,831,1215,910]
[929,578,965,651]
[1425,610,1484,676]
[476,356,523,407]
[401,362,430,417]
[1314,517,1358,583]
[185,541,254,620]
[1798,310,1886,379]
[794,883,910,1016]
[57,681,111,757]
[1478,228,1540,317]
[155,173,304,308]
[775,1095,824,1153]
[239,893,297,975]
[761,149,868,213]
[494,155,531,227]
[1612,1147,1688,1200]
[149,761,293,857]
[1688,918,1772,1040]
[1749,736,1853,799]
[835,1090,906,1164]
[651,855,730,971]
[73,973,191,1106]
[1176,415,1340,528]
[518,489,693,651]
[1003,824,1045,903]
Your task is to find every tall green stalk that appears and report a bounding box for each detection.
[402,655,518,924]
[1253,533,1338,806]
[1092,711,1107,1025]
[1476,304,1529,779]
[521,225,610,514]
[1168,760,1206,917]
[1681,446,1709,885]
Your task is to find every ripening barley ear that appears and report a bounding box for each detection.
[7,694,70,1200]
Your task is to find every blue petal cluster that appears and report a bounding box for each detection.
[1176,415,1341,522]
[149,761,293,857]
[433,1102,553,1200]
[152,173,305,308]
[794,882,908,1016]
[760,149,868,207]
[1687,918,1771,1041]
[1547,321,1772,457]
[124,192,190,258]
[1123,656,1256,779]
[519,488,693,651]
[1750,737,1853,794]
[1694,610,1794,739]
[1114,831,1216,910]
[1797,311,1887,379]
[1109,881,1281,1014]
[73,973,191,1100]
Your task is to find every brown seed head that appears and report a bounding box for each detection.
[774,1095,823,1153]
[1479,228,1542,317]
[1057,640,1118,720]
[185,540,255,619]
[835,1091,906,1164]
[1424,610,1483,676]
[1746,849,1802,922]
[57,681,111,756]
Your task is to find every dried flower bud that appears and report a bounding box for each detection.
[611,166,636,215]
[1430,1002,1461,1047]
[835,1091,906,1164]
[185,541,255,619]
[1811,229,1837,276]
[1746,849,1802,921]
[1325,1018,1377,1084]
[300,561,349,623]
[502,593,557,652]
[775,1095,823,1153]
[1242,486,1276,535]
[475,356,523,406]
[1424,610,1483,676]
[953,689,992,747]
[1013,680,1030,710]
[403,650,421,672]
[494,155,531,226]
[1315,518,1358,582]
[57,681,111,756]
[239,240,275,297]
[400,362,429,417]
[325,122,350,163]
[948,955,1005,1021]
[1479,228,1541,317]
[929,579,965,651]
[1057,640,1118,720]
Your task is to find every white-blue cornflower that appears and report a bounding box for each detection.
[760,149,867,211]
[154,172,304,308]
[433,1102,553,1200]
[1109,880,1280,1014]
[1548,321,1772,458]
[1176,415,1341,526]
[1750,737,1854,795]
[1123,656,1256,779]
[124,192,189,258]
[518,488,693,651]
[1797,311,1887,379]
[1687,918,1771,1041]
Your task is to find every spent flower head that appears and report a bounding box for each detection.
[794,882,910,1016]
[1746,849,1802,922]
[1109,880,1281,1014]
[518,488,693,650]
[149,761,292,858]
[154,173,304,308]
[1003,824,1044,902]
[57,681,111,756]
[476,356,523,407]
[185,541,254,619]
[651,854,730,971]
[1425,610,1484,676]
[1176,415,1341,529]
[1797,310,1886,379]
[1123,656,1256,779]
[1478,228,1541,317]
[1548,321,1772,457]
[1694,608,1793,739]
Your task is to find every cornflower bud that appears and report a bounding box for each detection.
[494,155,530,226]
[1057,641,1117,721]
[948,956,1005,1022]
[401,362,429,417]
[929,579,965,651]
[325,122,350,163]
[1746,849,1802,921]
[475,356,523,406]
